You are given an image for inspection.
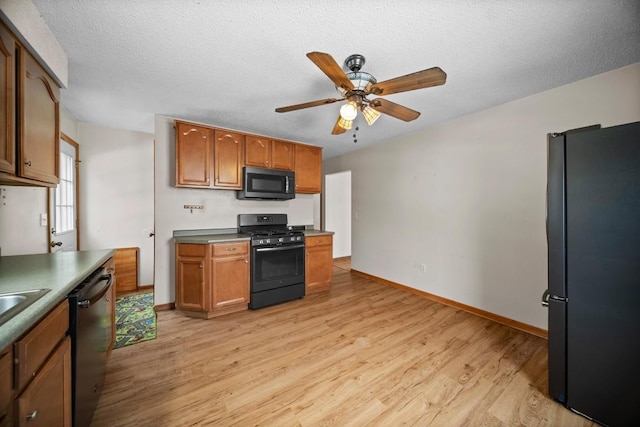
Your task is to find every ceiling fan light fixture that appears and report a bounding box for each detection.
[339,101,358,120]
[337,117,353,130]
[361,105,381,125]
[346,71,377,92]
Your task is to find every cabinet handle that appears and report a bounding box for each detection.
[244,259,248,263]
[199,264,203,269]
[226,247,237,251]
[25,160,32,167]
[26,410,38,421]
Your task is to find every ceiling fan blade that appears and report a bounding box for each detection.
[331,115,349,135]
[369,98,420,122]
[370,67,446,96]
[275,97,343,113]
[307,52,355,92]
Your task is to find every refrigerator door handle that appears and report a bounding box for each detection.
[545,185,548,243]
[541,289,550,307]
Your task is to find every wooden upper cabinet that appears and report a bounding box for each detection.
[175,121,212,187]
[0,22,15,175]
[19,48,60,185]
[214,129,244,189]
[271,140,294,171]
[245,135,270,168]
[245,136,294,171]
[294,144,322,193]
[0,23,60,187]
[174,122,322,192]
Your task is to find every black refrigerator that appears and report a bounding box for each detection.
[544,121,640,426]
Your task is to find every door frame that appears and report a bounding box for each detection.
[47,132,80,252]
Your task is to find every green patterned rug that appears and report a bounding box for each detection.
[115,291,157,349]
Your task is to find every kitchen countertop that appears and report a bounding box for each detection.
[0,249,114,349]
[173,229,334,244]
[173,233,251,244]
[302,229,334,237]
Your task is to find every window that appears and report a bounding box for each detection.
[54,152,75,234]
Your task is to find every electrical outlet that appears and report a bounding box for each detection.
[40,213,48,227]
[420,263,427,273]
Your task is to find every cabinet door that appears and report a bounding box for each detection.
[19,48,59,185]
[0,346,12,425]
[305,237,333,293]
[17,337,71,427]
[175,121,212,187]
[0,23,15,175]
[211,251,249,309]
[176,244,209,311]
[271,140,294,171]
[245,135,270,168]
[214,130,244,188]
[294,144,322,193]
[15,301,69,392]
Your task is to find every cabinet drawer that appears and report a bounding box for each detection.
[0,346,12,424]
[177,244,207,257]
[212,242,248,257]
[305,235,333,247]
[15,300,69,392]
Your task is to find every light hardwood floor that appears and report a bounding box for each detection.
[92,264,594,427]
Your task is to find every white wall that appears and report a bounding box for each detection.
[0,108,77,255]
[78,123,155,285]
[153,115,317,306]
[0,0,67,87]
[323,62,640,331]
[0,186,47,255]
[325,171,351,258]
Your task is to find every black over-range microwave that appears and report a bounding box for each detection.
[237,166,295,200]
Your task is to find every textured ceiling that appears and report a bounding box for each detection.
[30,0,640,159]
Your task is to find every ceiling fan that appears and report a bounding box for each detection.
[275,52,447,135]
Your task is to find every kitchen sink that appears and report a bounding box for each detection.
[0,289,51,327]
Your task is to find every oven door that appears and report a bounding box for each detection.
[251,243,305,292]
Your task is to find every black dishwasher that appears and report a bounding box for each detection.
[68,266,113,427]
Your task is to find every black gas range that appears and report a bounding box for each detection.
[238,214,305,309]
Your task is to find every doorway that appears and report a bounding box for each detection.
[324,171,352,260]
[48,133,79,252]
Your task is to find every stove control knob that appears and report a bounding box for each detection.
[279,238,284,243]
[259,239,264,245]
[266,239,271,244]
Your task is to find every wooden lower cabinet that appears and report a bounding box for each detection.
[305,235,333,294]
[113,247,138,294]
[0,346,12,426]
[176,242,249,318]
[16,337,71,427]
[13,300,71,427]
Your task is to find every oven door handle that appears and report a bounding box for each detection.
[256,244,305,252]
